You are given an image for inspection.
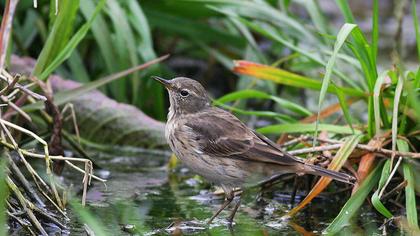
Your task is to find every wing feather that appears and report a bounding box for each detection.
[185,108,302,166]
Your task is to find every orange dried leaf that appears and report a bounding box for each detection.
[287,135,360,216]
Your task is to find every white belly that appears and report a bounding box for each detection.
[165,119,244,186]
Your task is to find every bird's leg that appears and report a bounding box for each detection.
[207,190,234,224]
[227,197,241,224]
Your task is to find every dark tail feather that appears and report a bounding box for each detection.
[305,164,355,185]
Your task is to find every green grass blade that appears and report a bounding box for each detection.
[69,199,109,236]
[104,0,140,103]
[127,1,156,61]
[403,162,420,232]
[315,23,357,139]
[257,123,359,135]
[0,159,9,236]
[399,140,419,231]
[215,101,297,123]
[371,0,379,64]
[67,50,90,83]
[238,18,360,89]
[301,0,330,35]
[22,55,168,112]
[412,0,420,62]
[189,0,317,42]
[207,5,266,63]
[335,0,355,23]
[234,61,366,97]
[373,71,389,135]
[324,161,384,235]
[33,0,80,77]
[145,8,245,48]
[215,89,312,116]
[406,68,420,123]
[371,160,393,218]
[80,0,117,73]
[126,1,165,118]
[348,27,377,90]
[199,42,234,69]
[335,86,354,132]
[391,76,404,165]
[37,0,106,81]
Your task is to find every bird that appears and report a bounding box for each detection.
[152,76,354,224]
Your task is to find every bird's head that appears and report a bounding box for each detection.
[152,76,211,115]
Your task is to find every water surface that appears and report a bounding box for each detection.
[66,148,385,235]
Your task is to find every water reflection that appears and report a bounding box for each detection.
[67,150,384,235]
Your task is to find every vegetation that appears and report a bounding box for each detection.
[0,0,419,235]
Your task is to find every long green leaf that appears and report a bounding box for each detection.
[22,55,169,112]
[67,50,90,83]
[371,0,379,64]
[373,71,389,135]
[315,23,357,139]
[335,0,355,23]
[37,0,106,81]
[0,159,8,236]
[215,89,312,116]
[105,0,139,103]
[126,1,165,118]
[371,160,393,218]
[69,199,109,236]
[390,76,404,167]
[301,0,330,35]
[407,68,420,123]
[335,87,354,132]
[214,101,297,123]
[188,0,317,42]
[257,123,359,135]
[207,5,267,63]
[399,140,419,231]
[237,18,361,89]
[145,8,245,48]
[80,0,117,73]
[33,0,80,77]
[412,0,420,62]
[233,60,366,97]
[324,162,384,235]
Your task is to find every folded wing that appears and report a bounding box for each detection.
[185,108,302,166]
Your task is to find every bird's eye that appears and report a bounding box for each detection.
[180,90,189,97]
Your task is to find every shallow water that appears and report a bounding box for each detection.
[64,148,386,235]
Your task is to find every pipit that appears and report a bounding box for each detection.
[153,76,354,224]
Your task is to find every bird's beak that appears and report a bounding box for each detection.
[151,76,172,89]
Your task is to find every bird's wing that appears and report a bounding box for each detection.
[184,108,302,166]
[184,109,254,157]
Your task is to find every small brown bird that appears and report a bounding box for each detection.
[153,76,354,224]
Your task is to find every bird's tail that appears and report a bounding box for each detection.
[305,164,355,185]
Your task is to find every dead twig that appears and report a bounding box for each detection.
[290,136,420,158]
[6,176,48,236]
[0,0,19,69]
